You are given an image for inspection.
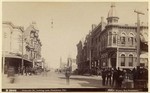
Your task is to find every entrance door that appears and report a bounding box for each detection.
[110,52,117,68]
[111,58,116,68]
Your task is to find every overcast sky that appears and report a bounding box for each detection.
[2,2,148,68]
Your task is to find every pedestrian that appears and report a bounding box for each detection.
[18,67,21,75]
[122,70,128,88]
[65,67,71,85]
[132,67,140,88]
[112,68,118,87]
[101,68,107,86]
[42,68,47,76]
[117,68,124,88]
[24,66,27,76]
[106,68,112,86]
[7,66,15,83]
[97,67,100,76]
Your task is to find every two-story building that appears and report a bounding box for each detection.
[76,3,148,75]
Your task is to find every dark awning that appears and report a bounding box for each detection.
[3,54,32,63]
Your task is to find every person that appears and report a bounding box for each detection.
[97,67,100,76]
[101,68,107,86]
[143,67,148,88]
[43,68,47,76]
[106,68,112,86]
[18,67,21,75]
[7,66,15,83]
[112,68,118,87]
[132,67,140,88]
[122,70,128,88]
[65,67,71,85]
[117,68,124,88]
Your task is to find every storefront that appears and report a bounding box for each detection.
[2,54,32,74]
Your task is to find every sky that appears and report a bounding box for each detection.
[2,2,148,68]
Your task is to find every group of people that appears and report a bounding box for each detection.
[17,66,49,76]
[101,66,148,88]
[18,66,36,76]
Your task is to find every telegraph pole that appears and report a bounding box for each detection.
[89,30,92,75]
[21,27,24,75]
[134,10,144,66]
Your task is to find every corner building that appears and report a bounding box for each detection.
[76,4,148,74]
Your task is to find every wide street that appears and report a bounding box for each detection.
[2,71,111,89]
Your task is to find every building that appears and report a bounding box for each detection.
[76,3,148,75]
[2,21,43,74]
[25,22,43,68]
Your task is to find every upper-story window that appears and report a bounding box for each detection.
[109,32,112,45]
[113,32,117,44]
[121,54,125,66]
[128,33,134,45]
[120,33,126,45]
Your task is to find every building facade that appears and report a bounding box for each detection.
[24,22,43,68]
[76,4,148,75]
[2,21,43,74]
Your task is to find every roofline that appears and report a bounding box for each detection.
[3,21,24,32]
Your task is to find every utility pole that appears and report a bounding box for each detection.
[89,30,92,75]
[21,27,24,75]
[134,10,144,66]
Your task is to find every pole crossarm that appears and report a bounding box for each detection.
[134,10,145,15]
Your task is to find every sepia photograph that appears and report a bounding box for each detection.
[1,1,148,92]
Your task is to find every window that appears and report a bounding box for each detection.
[129,33,134,45]
[113,32,117,44]
[129,54,133,66]
[109,32,112,45]
[121,54,125,66]
[121,33,126,45]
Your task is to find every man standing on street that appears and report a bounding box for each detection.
[65,67,71,85]
[112,68,118,87]
[101,68,107,86]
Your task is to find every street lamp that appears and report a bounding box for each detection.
[134,10,144,66]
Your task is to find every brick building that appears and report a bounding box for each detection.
[76,3,148,75]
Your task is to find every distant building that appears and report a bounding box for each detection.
[2,21,43,74]
[25,22,43,68]
[76,3,148,75]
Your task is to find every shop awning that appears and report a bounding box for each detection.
[140,52,148,58]
[3,54,32,63]
[140,52,148,64]
[3,54,22,59]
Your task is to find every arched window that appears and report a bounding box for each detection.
[129,54,133,66]
[120,33,126,45]
[128,33,134,45]
[121,54,125,66]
